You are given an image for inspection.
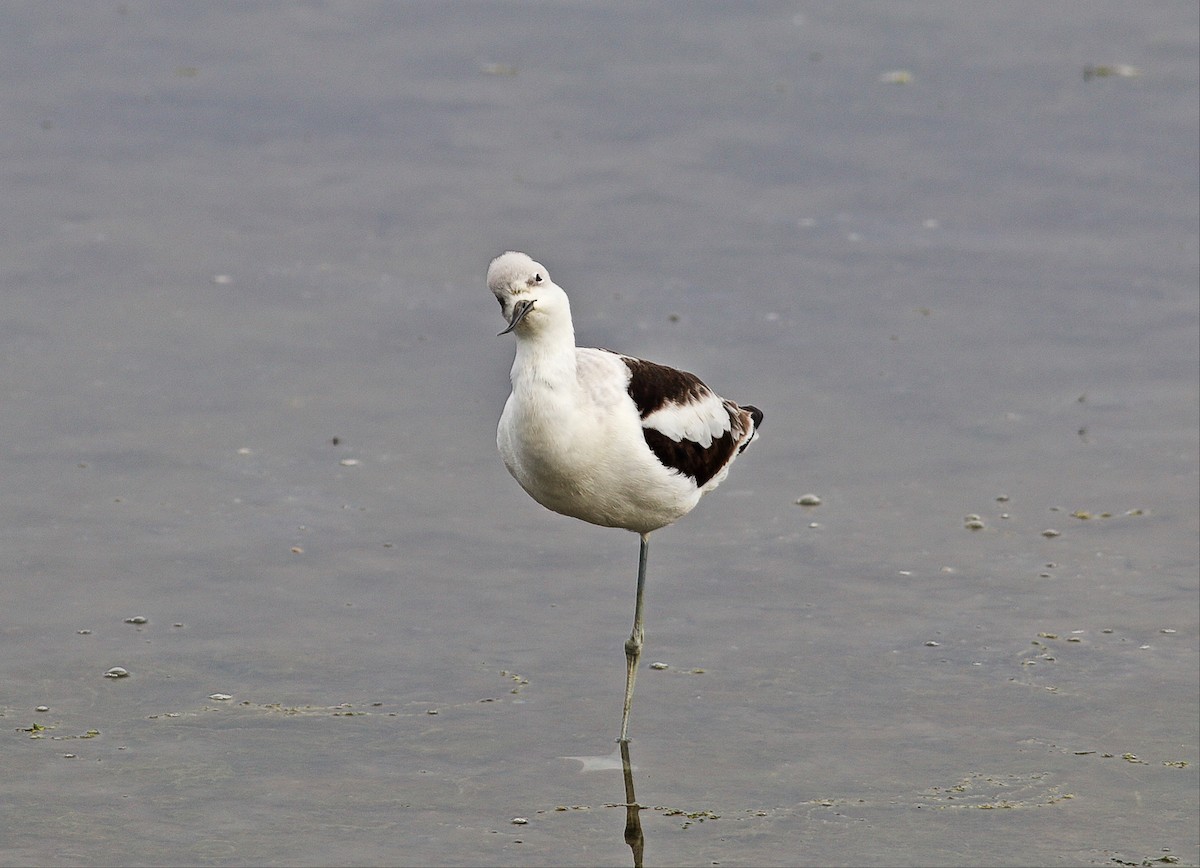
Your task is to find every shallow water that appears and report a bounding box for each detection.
[1,3,1196,866]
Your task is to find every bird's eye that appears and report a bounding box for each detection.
[534,273,543,283]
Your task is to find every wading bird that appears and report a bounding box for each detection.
[490,251,762,742]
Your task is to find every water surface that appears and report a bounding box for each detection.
[1,4,1196,866]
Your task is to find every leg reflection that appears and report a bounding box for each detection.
[620,740,644,868]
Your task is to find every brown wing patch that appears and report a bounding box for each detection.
[641,423,739,486]
[620,356,711,419]
[620,355,759,486]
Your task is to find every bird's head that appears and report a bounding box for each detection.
[488,251,570,337]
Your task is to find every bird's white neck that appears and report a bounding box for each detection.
[510,310,578,394]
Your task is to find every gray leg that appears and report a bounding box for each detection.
[619,533,650,743]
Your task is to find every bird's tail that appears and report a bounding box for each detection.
[737,405,763,453]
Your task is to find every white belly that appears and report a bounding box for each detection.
[497,383,699,534]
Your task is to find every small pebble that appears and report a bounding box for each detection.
[104,667,129,678]
[795,493,822,506]
[1083,63,1141,80]
[511,817,528,825]
[924,641,941,647]
[1041,529,1061,538]
[339,458,360,467]
[124,615,148,624]
[36,705,49,712]
[209,693,233,701]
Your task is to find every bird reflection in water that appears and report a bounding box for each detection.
[619,741,644,868]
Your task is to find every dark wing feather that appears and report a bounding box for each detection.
[619,355,760,486]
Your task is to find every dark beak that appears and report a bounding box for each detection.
[497,299,535,336]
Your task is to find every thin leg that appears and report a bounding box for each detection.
[619,532,650,743]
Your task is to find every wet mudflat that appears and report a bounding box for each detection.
[1,4,1196,866]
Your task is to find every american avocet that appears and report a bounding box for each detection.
[489,251,762,742]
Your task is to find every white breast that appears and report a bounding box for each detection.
[498,348,703,533]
